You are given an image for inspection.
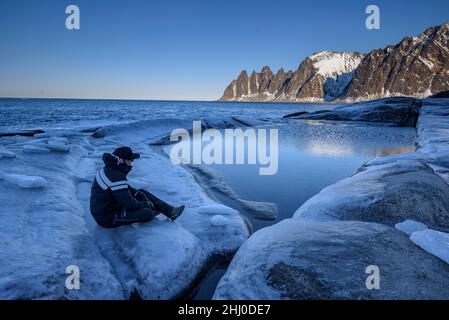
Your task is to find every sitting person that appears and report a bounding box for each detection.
[90,146,184,228]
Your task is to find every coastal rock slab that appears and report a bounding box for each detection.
[285,97,421,127]
[213,220,449,300]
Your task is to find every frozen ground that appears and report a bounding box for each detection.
[0,117,250,299]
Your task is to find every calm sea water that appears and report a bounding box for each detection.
[0,98,341,130]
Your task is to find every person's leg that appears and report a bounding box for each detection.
[112,207,156,227]
[94,208,155,228]
[134,189,174,216]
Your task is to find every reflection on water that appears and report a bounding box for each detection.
[378,146,416,156]
[306,141,416,158]
[198,121,416,230]
[307,141,354,157]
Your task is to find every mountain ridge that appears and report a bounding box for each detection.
[220,22,449,103]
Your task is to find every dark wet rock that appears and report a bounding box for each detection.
[0,129,44,137]
[286,97,422,127]
[150,117,261,147]
[283,111,309,119]
[81,127,102,133]
[429,91,449,99]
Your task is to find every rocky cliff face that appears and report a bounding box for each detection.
[345,23,449,101]
[220,22,449,103]
[220,51,364,102]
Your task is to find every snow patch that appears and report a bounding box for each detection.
[210,215,230,226]
[0,149,16,159]
[395,220,428,235]
[1,173,47,189]
[196,204,239,216]
[23,145,50,153]
[310,51,364,78]
[411,229,449,265]
[46,139,70,152]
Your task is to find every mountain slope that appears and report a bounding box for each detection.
[345,23,449,101]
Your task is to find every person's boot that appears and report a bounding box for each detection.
[168,205,185,221]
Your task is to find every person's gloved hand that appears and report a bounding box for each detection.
[142,200,155,210]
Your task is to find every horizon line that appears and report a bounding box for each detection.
[0,96,221,103]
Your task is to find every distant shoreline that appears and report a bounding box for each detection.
[0,96,337,106]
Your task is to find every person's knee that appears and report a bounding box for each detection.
[92,214,115,228]
[140,208,155,222]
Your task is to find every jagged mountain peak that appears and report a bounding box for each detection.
[219,51,363,102]
[238,70,249,78]
[260,65,272,74]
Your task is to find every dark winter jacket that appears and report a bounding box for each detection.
[90,153,144,219]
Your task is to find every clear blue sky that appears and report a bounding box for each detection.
[0,0,448,100]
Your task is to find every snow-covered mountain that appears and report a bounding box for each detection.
[220,22,449,103]
[220,51,364,102]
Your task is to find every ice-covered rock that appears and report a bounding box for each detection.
[0,149,16,159]
[113,219,207,299]
[213,220,449,300]
[410,229,449,265]
[23,145,50,153]
[46,139,70,152]
[196,204,239,216]
[294,158,449,232]
[395,220,428,235]
[186,165,278,220]
[240,199,278,221]
[1,173,47,189]
[0,144,124,299]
